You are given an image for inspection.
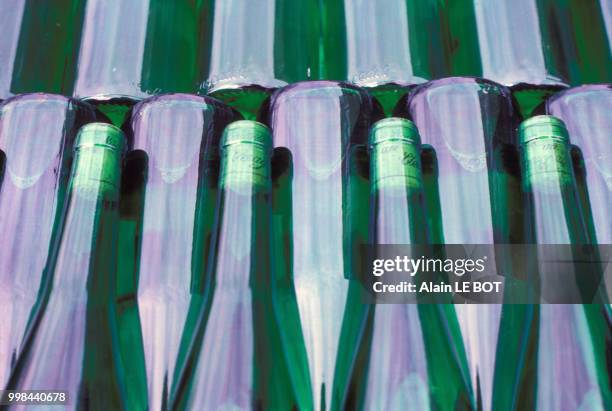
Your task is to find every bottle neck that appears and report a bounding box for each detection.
[49,145,122,294]
[522,138,575,192]
[371,139,429,244]
[213,143,271,288]
[70,144,122,202]
[521,138,588,244]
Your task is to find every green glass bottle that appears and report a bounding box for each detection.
[119,94,237,411]
[513,116,612,410]
[602,0,612,49]
[337,118,474,410]
[170,121,304,410]
[207,0,347,119]
[6,0,85,97]
[547,85,611,245]
[0,94,95,387]
[397,77,524,411]
[73,0,212,126]
[5,123,127,410]
[547,85,612,299]
[265,81,375,411]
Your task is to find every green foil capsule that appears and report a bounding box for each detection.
[519,115,574,192]
[0,94,95,387]
[220,120,272,191]
[369,117,422,190]
[71,123,126,200]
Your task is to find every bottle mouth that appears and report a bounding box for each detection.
[369,117,421,147]
[75,122,127,154]
[221,120,272,150]
[519,115,569,145]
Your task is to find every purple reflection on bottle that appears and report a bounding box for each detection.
[0,0,26,99]
[266,81,375,409]
[396,77,521,411]
[547,84,612,300]
[127,94,237,410]
[0,93,95,386]
[547,85,611,244]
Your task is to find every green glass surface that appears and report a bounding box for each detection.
[539,0,611,85]
[438,0,482,76]
[115,149,149,411]
[170,121,304,410]
[140,0,212,95]
[368,84,412,118]
[88,98,136,128]
[0,150,5,186]
[508,116,612,411]
[9,0,84,96]
[511,84,568,119]
[274,0,346,83]
[5,123,128,410]
[210,86,274,121]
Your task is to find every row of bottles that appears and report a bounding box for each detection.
[1,79,610,410]
[1,0,609,118]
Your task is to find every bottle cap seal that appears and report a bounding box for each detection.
[72,123,126,199]
[369,117,421,148]
[221,120,271,151]
[519,115,569,145]
[75,123,127,154]
[220,121,272,190]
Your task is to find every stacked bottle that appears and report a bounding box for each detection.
[5,123,128,410]
[339,117,474,410]
[509,116,611,410]
[395,77,523,411]
[0,94,94,386]
[170,121,305,410]
[547,85,612,299]
[264,81,376,410]
[118,94,237,410]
